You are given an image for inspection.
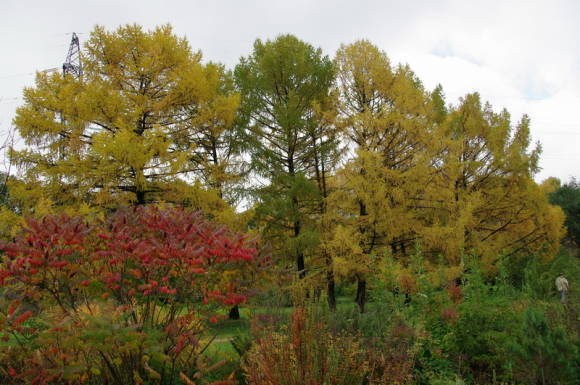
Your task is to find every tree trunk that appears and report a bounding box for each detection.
[228,305,240,320]
[356,277,366,313]
[327,267,336,311]
[297,250,306,279]
[356,196,368,313]
[325,251,336,311]
[134,167,147,205]
[136,189,146,205]
[294,211,306,279]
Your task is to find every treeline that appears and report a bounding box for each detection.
[3,24,565,312]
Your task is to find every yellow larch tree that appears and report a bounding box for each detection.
[421,93,564,274]
[10,24,239,217]
[329,41,433,312]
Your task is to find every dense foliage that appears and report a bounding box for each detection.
[0,24,577,384]
[0,206,260,384]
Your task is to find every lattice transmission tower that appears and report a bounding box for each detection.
[62,32,82,79]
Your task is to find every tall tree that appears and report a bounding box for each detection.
[11,24,237,213]
[421,93,564,272]
[331,41,432,312]
[235,35,335,284]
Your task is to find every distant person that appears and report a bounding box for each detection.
[555,273,569,303]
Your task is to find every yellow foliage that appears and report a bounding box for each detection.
[328,42,563,285]
[420,94,564,270]
[12,24,240,216]
[0,206,23,240]
[328,41,433,289]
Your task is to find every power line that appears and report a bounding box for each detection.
[542,157,580,160]
[0,97,22,105]
[536,131,580,135]
[0,72,37,80]
[0,67,62,81]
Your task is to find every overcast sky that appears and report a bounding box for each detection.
[1,0,578,182]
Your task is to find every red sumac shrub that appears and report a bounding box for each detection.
[0,206,261,384]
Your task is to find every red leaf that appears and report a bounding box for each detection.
[56,248,75,257]
[14,310,33,324]
[175,335,185,355]
[48,261,68,268]
[29,258,44,266]
[7,302,18,316]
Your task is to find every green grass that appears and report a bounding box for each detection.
[207,296,357,341]
[208,317,250,339]
[204,338,237,356]
[202,294,384,361]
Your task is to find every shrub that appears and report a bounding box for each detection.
[445,265,519,384]
[0,206,260,384]
[365,318,417,385]
[244,305,419,385]
[244,307,368,385]
[508,307,579,385]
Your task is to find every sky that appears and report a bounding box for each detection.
[1,0,578,182]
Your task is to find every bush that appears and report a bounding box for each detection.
[244,307,368,385]
[244,305,418,385]
[443,264,519,383]
[508,307,579,385]
[365,317,417,385]
[0,206,260,384]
